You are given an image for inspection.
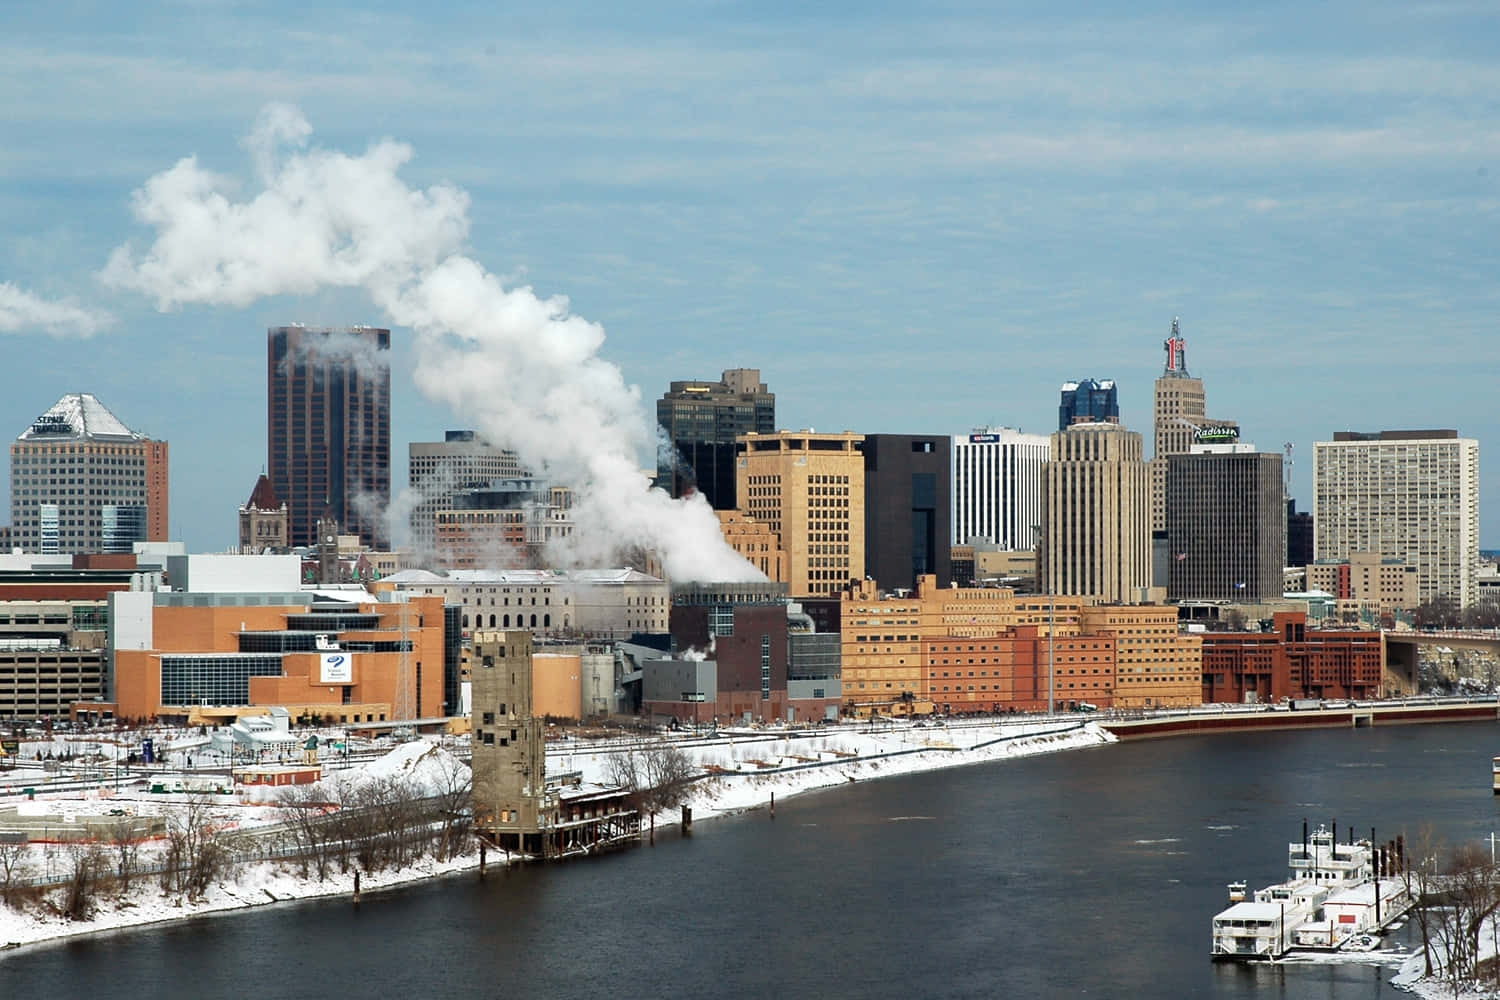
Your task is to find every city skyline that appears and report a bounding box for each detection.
[1,2,1496,550]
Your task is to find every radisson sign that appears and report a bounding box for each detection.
[1193,425,1240,444]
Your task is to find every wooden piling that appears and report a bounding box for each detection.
[682,805,693,835]
[353,870,361,904]
[479,841,487,880]
[770,791,775,819]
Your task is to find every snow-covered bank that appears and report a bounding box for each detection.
[1391,914,1500,998]
[0,849,485,957]
[0,719,1112,956]
[557,719,1117,826]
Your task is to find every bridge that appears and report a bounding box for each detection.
[1383,630,1500,694]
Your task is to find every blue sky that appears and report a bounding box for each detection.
[2,0,1497,549]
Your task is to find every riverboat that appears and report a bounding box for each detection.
[1211,822,1410,961]
[1491,755,1500,794]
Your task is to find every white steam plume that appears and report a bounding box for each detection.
[0,282,113,338]
[280,329,391,380]
[102,104,763,584]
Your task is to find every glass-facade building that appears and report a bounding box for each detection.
[1057,378,1119,431]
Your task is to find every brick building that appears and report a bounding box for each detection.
[1200,612,1382,704]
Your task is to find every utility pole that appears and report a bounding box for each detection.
[1048,591,1055,716]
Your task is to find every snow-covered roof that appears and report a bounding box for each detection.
[17,393,143,442]
[1213,901,1284,921]
[382,567,662,586]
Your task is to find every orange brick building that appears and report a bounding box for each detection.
[842,575,1202,714]
[110,593,446,723]
[1200,611,1382,704]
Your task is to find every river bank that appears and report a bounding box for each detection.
[0,718,1113,955]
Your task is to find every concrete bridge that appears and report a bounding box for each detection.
[1384,630,1500,694]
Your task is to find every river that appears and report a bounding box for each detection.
[5,721,1499,998]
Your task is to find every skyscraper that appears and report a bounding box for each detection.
[1057,379,1119,430]
[736,430,864,597]
[9,393,169,554]
[950,427,1050,549]
[1313,430,1480,607]
[1166,444,1284,603]
[1040,422,1150,602]
[863,434,951,592]
[267,325,391,549]
[408,430,523,556]
[657,369,774,509]
[1150,318,1235,533]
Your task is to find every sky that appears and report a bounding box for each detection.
[2,0,1497,550]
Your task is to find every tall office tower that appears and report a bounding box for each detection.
[1057,378,1119,430]
[863,434,951,592]
[9,393,169,554]
[736,430,865,598]
[408,430,524,556]
[656,368,775,510]
[267,325,391,549]
[1039,422,1150,602]
[1313,429,1480,607]
[950,427,1051,549]
[1150,318,1235,533]
[1165,444,1284,602]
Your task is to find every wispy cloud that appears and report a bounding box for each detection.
[0,282,112,338]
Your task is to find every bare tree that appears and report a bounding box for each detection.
[1404,825,1443,978]
[429,753,472,861]
[62,839,106,921]
[606,743,697,816]
[277,784,336,882]
[162,795,225,898]
[0,837,29,907]
[108,816,141,890]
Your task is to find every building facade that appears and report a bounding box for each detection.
[1150,319,1236,533]
[267,325,391,549]
[863,434,951,593]
[1304,553,1420,616]
[656,369,774,510]
[0,599,108,720]
[109,592,447,723]
[736,430,865,597]
[665,582,791,723]
[431,480,573,570]
[1058,379,1119,430]
[1040,423,1151,602]
[9,394,169,555]
[1201,612,1382,703]
[380,567,669,640]
[715,510,786,582]
[950,427,1049,550]
[1165,445,1284,603]
[1313,430,1480,607]
[840,575,1199,714]
[238,474,289,552]
[408,430,524,557]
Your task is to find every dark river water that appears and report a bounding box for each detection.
[6,722,1500,999]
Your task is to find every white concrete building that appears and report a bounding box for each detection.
[381,567,668,638]
[1313,430,1480,607]
[950,427,1050,550]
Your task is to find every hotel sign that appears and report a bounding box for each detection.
[320,652,353,684]
[1193,425,1240,444]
